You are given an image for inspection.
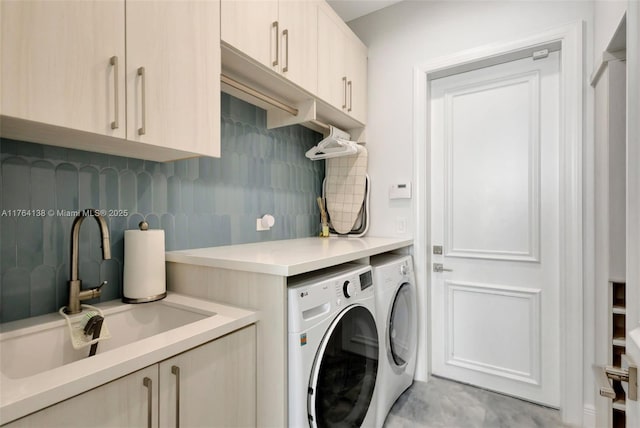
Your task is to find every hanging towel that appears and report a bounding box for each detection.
[325,144,368,234]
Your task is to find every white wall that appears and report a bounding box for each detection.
[348,0,596,424]
[349,0,594,238]
[594,0,627,62]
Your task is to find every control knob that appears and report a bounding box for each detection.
[343,280,356,298]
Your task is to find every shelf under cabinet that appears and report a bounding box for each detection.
[612,305,626,315]
[613,337,627,347]
[613,399,626,412]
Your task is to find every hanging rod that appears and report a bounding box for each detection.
[220,74,299,116]
[220,73,332,131]
[308,120,330,130]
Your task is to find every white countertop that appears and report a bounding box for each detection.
[165,237,413,276]
[0,293,257,425]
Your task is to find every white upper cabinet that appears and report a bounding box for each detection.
[1,1,126,138]
[317,2,367,124]
[221,0,279,71]
[126,0,221,158]
[1,0,221,161]
[221,0,318,93]
[344,33,367,124]
[277,0,318,93]
[317,4,345,111]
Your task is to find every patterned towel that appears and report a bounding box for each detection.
[325,145,368,234]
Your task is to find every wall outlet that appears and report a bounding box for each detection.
[256,214,275,231]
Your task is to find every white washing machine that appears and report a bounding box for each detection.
[371,254,418,425]
[288,264,380,428]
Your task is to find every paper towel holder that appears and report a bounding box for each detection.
[122,221,167,304]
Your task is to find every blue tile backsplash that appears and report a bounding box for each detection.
[0,94,324,323]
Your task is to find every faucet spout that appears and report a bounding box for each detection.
[66,209,111,314]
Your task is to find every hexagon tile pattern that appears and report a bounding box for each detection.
[0,94,325,323]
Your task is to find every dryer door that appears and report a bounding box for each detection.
[388,282,417,368]
[308,304,378,428]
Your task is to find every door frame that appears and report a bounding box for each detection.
[412,22,584,426]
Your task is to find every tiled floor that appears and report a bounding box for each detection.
[383,376,563,428]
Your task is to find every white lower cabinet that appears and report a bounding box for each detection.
[159,325,257,427]
[4,325,256,428]
[3,365,158,428]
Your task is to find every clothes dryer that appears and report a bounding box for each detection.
[288,264,380,428]
[371,254,418,425]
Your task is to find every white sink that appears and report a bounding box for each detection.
[1,298,211,380]
[0,292,258,425]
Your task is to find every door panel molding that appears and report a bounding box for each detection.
[443,72,541,262]
[444,280,541,385]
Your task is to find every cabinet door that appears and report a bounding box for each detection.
[126,0,221,157]
[221,0,278,71]
[4,366,159,428]
[1,0,125,138]
[159,325,257,428]
[345,36,367,124]
[278,0,318,93]
[317,4,347,111]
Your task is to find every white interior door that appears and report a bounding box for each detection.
[430,51,561,406]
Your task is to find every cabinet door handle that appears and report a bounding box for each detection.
[143,377,153,428]
[282,29,289,73]
[347,80,353,112]
[171,365,181,428]
[342,76,347,109]
[272,21,279,67]
[110,56,119,130]
[137,67,146,136]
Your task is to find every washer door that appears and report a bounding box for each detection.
[308,304,378,428]
[388,282,416,368]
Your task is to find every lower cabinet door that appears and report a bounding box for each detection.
[4,365,159,428]
[159,325,257,428]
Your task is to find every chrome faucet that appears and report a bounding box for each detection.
[66,209,111,314]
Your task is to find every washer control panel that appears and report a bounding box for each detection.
[334,267,374,304]
[288,264,374,332]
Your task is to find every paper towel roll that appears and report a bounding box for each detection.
[123,229,166,303]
